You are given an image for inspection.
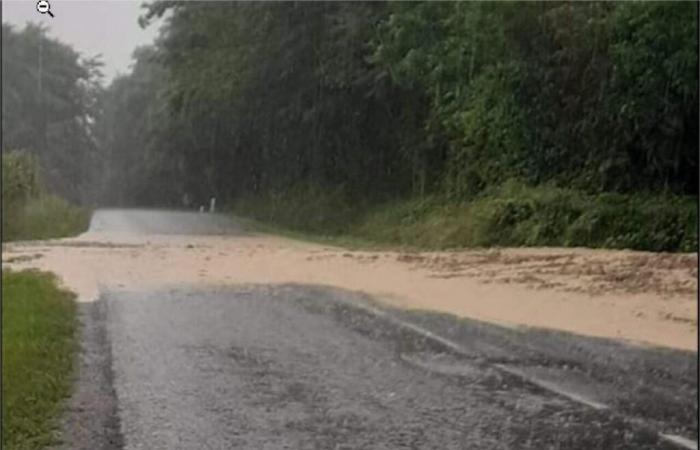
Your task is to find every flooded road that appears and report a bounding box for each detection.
[4,210,696,449]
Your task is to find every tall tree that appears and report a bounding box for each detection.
[2,23,104,204]
[92,1,698,208]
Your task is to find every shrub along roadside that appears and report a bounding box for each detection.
[3,195,91,242]
[2,150,90,242]
[1,270,79,450]
[231,181,698,253]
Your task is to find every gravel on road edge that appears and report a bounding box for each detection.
[53,300,123,450]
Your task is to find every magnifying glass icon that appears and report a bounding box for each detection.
[36,0,54,18]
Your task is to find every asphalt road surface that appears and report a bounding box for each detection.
[56,210,697,450]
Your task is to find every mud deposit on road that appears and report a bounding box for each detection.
[2,209,697,350]
[103,285,682,449]
[395,249,697,297]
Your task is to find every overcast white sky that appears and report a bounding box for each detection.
[2,0,163,84]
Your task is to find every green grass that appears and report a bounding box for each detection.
[2,195,90,242]
[231,181,698,253]
[236,216,389,251]
[2,270,79,450]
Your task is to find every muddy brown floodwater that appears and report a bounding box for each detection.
[3,209,697,350]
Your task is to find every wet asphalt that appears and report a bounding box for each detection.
[56,210,697,450]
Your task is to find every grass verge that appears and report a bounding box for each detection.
[2,270,78,450]
[235,216,388,251]
[231,181,698,253]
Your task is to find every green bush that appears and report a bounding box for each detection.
[464,183,697,252]
[462,181,583,247]
[2,151,41,233]
[4,195,91,242]
[1,151,40,203]
[567,194,697,252]
[234,180,697,253]
[2,151,90,241]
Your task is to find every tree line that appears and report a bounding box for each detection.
[3,2,698,209]
[2,23,103,204]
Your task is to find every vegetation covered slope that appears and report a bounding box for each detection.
[235,181,697,252]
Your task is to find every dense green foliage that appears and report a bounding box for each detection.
[101,1,696,252]
[2,23,103,204]
[2,270,78,450]
[1,151,89,241]
[99,1,696,205]
[234,181,698,253]
[3,2,697,251]
[2,151,41,229]
[3,194,90,242]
